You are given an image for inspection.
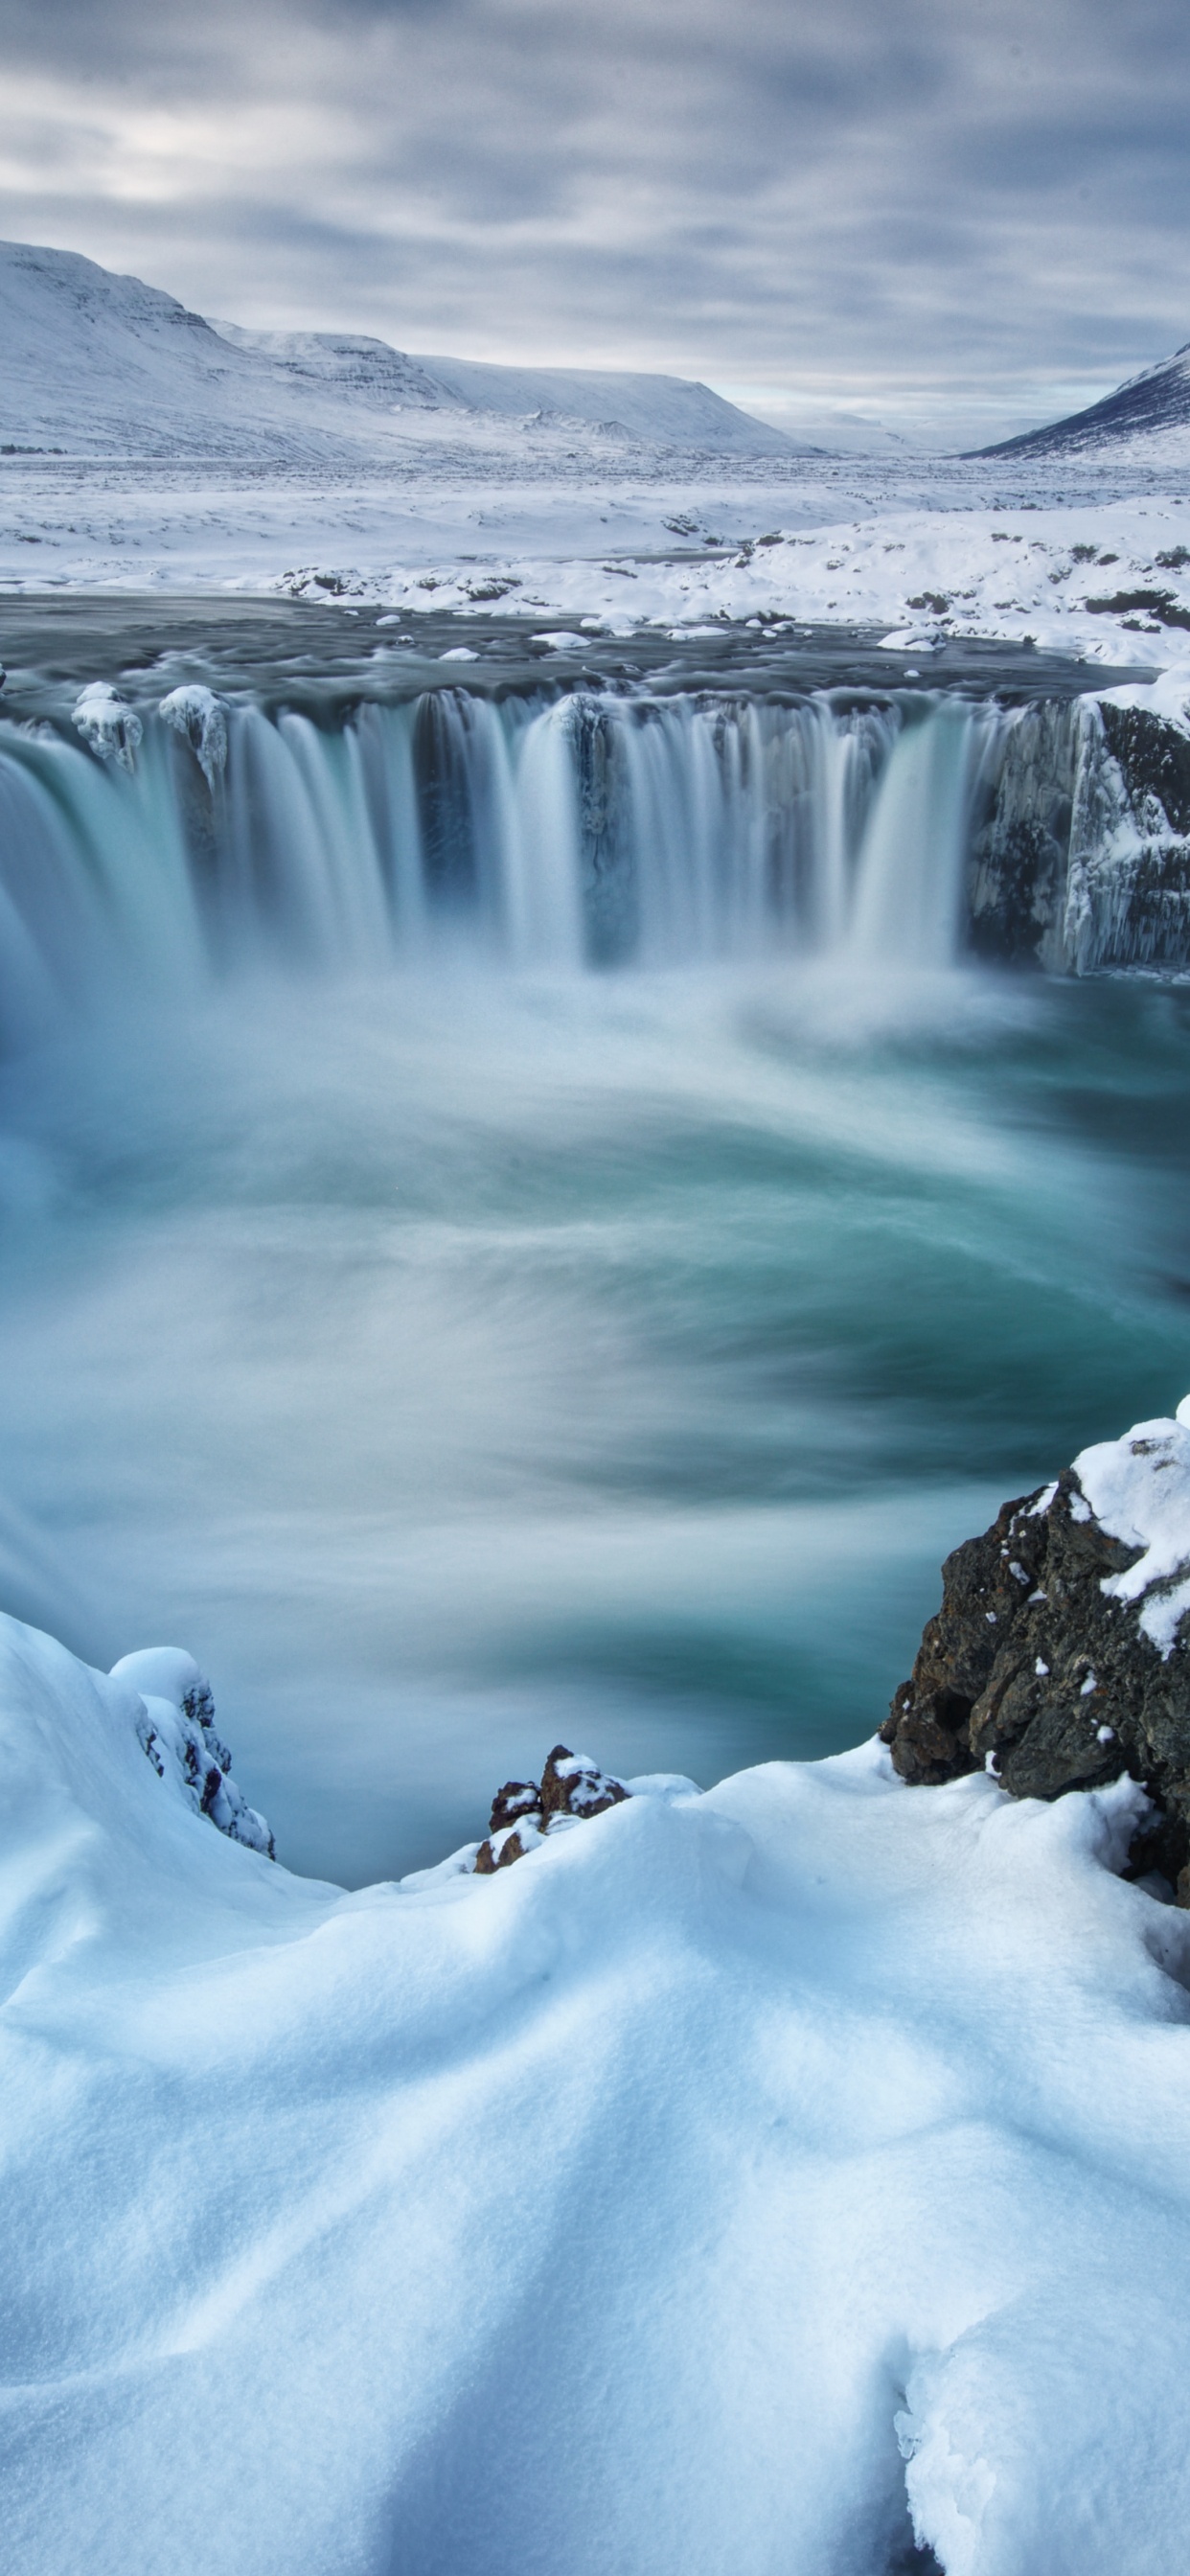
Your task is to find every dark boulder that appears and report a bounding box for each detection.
[882,1456,1190,1895]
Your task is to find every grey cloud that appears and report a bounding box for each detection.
[1,0,1189,436]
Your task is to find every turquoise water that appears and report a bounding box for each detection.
[0,953,1186,1882]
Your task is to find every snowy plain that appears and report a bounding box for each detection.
[5,1402,1190,2576]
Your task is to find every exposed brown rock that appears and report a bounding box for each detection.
[489,1779,543,1834]
[882,1469,1190,1890]
[540,1745,629,1824]
[471,1748,629,1874]
[474,1821,543,1874]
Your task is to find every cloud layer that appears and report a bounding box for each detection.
[1,0,1187,437]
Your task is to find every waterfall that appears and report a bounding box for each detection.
[848,701,994,968]
[0,681,1055,1046]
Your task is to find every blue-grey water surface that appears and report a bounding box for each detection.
[0,954,1187,1884]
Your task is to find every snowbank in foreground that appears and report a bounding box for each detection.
[4,1419,1190,2573]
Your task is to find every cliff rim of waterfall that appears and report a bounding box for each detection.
[4,632,1190,984]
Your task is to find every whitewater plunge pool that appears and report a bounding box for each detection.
[0,597,1187,1883]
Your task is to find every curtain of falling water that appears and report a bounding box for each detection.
[0,690,998,1037]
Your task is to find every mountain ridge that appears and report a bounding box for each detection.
[0,238,810,465]
[973,342,1190,460]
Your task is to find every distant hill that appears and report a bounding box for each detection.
[973,344,1190,461]
[212,322,810,457]
[0,238,811,466]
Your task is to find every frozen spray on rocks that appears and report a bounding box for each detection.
[118,1645,275,1857]
[882,1394,1190,1894]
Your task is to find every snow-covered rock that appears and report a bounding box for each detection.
[472,1742,629,1870]
[111,1644,274,1857]
[72,682,142,770]
[1077,1398,1190,1658]
[158,683,227,788]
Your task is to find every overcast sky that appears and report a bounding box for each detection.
[1,0,1188,441]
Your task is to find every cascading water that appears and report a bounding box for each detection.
[0,685,1001,1039]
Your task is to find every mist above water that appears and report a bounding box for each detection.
[0,947,1187,1884]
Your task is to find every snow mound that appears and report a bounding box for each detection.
[4,1598,1190,2571]
[1075,1396,1190,1655]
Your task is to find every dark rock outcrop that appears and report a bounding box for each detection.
[881,1469,1190,1895]
[473,1746,629,1873]
[967,701,1079,966]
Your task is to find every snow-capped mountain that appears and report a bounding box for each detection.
[0,238,806,464]
[211,319,809,454]
[974,341,1190,461]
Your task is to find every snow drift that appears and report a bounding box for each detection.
[4,1399,1190,2574]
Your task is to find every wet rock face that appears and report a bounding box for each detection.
[1100,702,1190,836]
[968,701,1079,967]
[965,699,1190,974]
[881,1472,1190,1892]
[473,1746,629,1873]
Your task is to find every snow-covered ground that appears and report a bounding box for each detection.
[4,1400,1190,2576]
[8,463,1190,689]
